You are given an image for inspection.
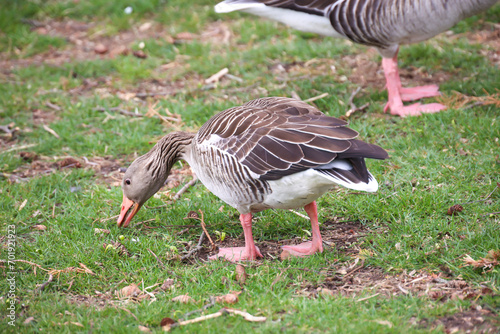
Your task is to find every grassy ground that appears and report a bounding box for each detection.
[1,0,499,332]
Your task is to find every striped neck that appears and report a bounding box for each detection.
[141,131,195,185]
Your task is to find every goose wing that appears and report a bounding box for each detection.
[196,97,384,181]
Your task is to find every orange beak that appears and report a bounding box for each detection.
[117,194,142,228]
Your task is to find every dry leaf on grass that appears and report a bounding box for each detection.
[20,151,38,161]
[447,204,464,216]
[116,284,141,299]
[171,294,195,304]
[57,157,81,168]
[23,317,35,324]
[160,278,175,290]
[48,263,94,277]
[463,250,500,271]
[32,224,47,231]
[215,291,241,304]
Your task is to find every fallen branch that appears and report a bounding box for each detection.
[45,101,62,111]
[342,260,365,281]
[198,209,215,250]
[462,182,499,205]
[224,308,267,322]
[118,306,139,321]
[100,215,119,223]
[42,124,60,139]
[170,307,266,329]
[341,87,370,118]
[147,249,165,269]
[180,231,205,260]
[35,273,53,293]
[180,297,216,321]
[94,107,144,117]
[356,293,380,302]
[172,177,198,201]
[304,92,329,103]
[348,87,362,110]
[288,209,310,220]
[205,68,229,84]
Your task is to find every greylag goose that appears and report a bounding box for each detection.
[117,97,388,261]
[214,0,498,117]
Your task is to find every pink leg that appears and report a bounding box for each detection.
[209,213,263,262]
[382,52,446,117]
[281,202,324,257]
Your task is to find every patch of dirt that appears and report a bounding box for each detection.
[67,294,111,310]
[197,218,367,261]
[302,265,495,301]
[461,24,500,67]
[267,47,452,95]
[32,108,59,125]
[5,155,124,186]
[413,308,499,334]
[0,19,231,73]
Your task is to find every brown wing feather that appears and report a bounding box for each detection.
[196,97,384,179]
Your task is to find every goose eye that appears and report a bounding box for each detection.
[125,179,131,185]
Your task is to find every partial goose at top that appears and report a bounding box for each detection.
[215,0,499,117]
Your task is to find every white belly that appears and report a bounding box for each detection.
[255,169,334,211]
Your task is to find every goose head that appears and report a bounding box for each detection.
[116,132,194,227]
[117,154,168,227]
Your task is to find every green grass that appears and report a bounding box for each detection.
[1,1,499,333]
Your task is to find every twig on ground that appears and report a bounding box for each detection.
[224,308,267,322]
[118,307,139,321]
[180,231,205,260]
[141,279,157,303]
[172,177,198,201]
[205,68,229,84]
[356,293,380,302]
[0,125,15,135]
[100,215,119,223]
[133,218,157,227]
[94,107,144,117]
[288,209,310,220]
[171,307,266,329]
[180,297,216,321]
[45,101,62,111]
[348,87,362,110]
[291,91,302,100]
[35,273,53,293]
[342,87,370,118]
[1,143,38,154]
[42,124,60,139]
[304,92,329,103]
[225,73,243,83]
[345,103,370,118]
[198,209,215,250]
[462,182,499,205]
[342,260,365,281]
[147,249,166,269]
